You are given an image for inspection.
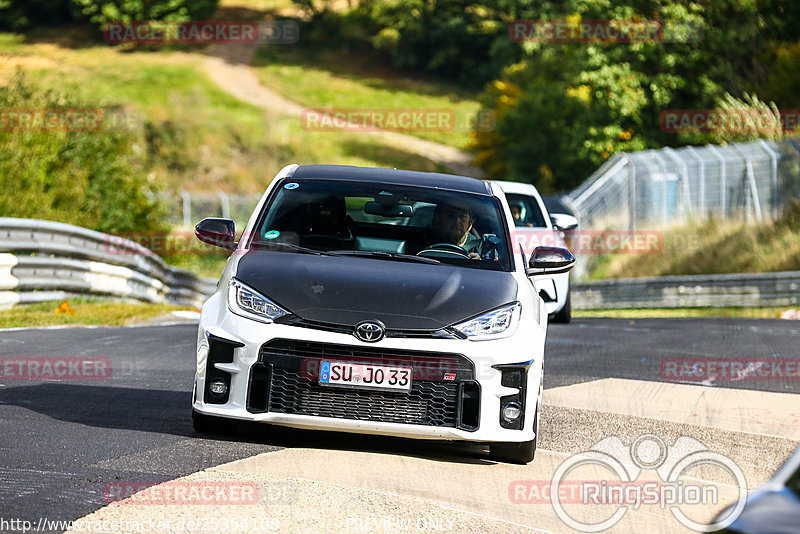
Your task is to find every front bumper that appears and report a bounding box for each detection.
[193,293,545,443]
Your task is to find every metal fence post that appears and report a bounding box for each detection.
[789,139,800,200]
[217,191,231,220]
[707,145,727,216]
[686,146,705,217]
[622,153,636,232]
[181,191,191,228]
[733,144,762,223]
[664,147,692,221]
[758,139,780,219]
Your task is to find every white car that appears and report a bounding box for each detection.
[191,164,574,464]
[496,181,578,323]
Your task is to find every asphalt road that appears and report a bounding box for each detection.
[0,318,798,530]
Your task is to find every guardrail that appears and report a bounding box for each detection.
[0,218,217,309]
[572,270,800,309]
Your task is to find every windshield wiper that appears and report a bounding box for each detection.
[330,250,440,264]
[254,241,343,256]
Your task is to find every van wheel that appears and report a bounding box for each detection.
[192,409,233,435]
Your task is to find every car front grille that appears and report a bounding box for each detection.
[247,339,480,431]
[270,368,458,426]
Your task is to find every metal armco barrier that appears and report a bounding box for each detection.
[0,218,217,309]
[572,270,800,309]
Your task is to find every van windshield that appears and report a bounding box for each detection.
[505,193,548,228]
[252,178,512,271]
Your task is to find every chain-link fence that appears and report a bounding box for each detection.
[162,192,263,230]
[567,138,800,230]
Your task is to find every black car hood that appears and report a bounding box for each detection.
[235,250,518,330]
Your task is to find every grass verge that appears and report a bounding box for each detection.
[573,307,795,319]
[587,202,800,279]
[252,43,481,148]
[0,299,194,329]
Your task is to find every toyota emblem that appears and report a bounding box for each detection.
[354,321,385,343]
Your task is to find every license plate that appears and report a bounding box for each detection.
[319,361,412,391]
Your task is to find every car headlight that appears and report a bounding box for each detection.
[453,303,521,340]
[227,279,289,323]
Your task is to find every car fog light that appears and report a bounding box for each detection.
[502,402,522,422]
[208,379,228,396]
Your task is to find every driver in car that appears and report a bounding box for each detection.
[412,202,481,259]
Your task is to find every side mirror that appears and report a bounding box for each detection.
[526,246,575,276]
[195,217,237,250]
[550,213,578,231]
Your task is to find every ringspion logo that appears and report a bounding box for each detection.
[547,434,747,532]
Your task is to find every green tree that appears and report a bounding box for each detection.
[471,0,800,191]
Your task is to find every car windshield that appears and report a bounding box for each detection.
[252,178,512,271]
[506,193,548,228]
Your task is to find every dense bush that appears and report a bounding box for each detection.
[0,0,219,31]
[0,72,168,234]
[0,0,76,30]
[71,0,219,26]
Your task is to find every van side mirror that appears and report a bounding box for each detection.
[550,213,578,231]
[526,246,575,276]
[195,217,237,250]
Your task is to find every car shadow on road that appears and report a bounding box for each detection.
[0,382,494,465]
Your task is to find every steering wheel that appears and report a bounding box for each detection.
[416,243,471,259]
